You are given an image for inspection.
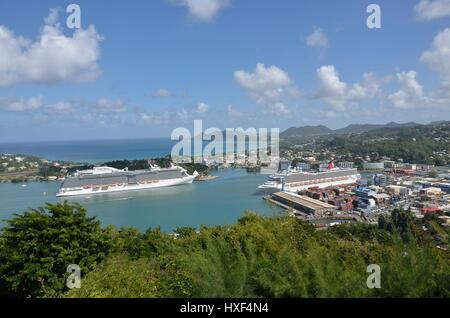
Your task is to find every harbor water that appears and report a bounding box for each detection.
[0,169,283,232]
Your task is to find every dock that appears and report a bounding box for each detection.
[271,192,337,217]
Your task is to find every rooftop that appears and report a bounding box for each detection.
[273,192,336,211]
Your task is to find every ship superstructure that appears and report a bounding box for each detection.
[57,165,198,197]
[258,160,360,193]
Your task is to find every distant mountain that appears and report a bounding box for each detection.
[385,121,422,128]
[334,122,421,134]
[281,121,445,139]
[281,125,333,138]
[333,124,385,134]
[281,120,450,166]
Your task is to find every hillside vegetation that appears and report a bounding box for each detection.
[0,203,448,298]
[282,121,450,165]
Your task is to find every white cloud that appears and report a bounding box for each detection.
[140,102,208,126]
[196,102,209,114]
[415,0,450,21]
[0,9,102,86]
[176,109,190,122]
[44,101,73,114]
[234,63,296,114]
[152,88,173,98]
[387,71,429,109]
[139,111,171,125]
[92,98,126,113]
[44,8,59,25]
[386,69,450,110]
[306,28,329,48]
[314,65,382,110]
[0,96,43,112]
[0,95,133,128]
[170,0,230,22]
[421,28,450,89]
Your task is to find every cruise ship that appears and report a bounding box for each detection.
[56,165,199,197]
[258,161,360,193]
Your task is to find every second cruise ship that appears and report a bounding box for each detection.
[258,161,360,193]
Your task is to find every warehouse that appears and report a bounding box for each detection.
[271,192,337,216]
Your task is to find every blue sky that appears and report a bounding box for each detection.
[0,0,450,142]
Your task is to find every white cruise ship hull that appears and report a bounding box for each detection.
[258,176,359,193]
[258,168,360,193]
[57,175,197,197]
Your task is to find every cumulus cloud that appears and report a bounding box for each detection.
[44,101,74,114]
[170,0,230,22]
[196,102,209,114]
[0,96,43,112]
[0,9,102,86]
[386,70,450,110]
[139,111,171,125]
[387,71,430,109]
[390,28,450,109]
[152,88,173,98]
[92,98,127,113]
[139,102,209,126]
[234,63,297,114]
[44,8,59,25]
[421,28,450,89]
[306,28,329,48]
[415,0,450,21]
[314,65,382,110]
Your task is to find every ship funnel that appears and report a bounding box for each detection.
[328,159,335,170]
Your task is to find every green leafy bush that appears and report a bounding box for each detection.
[0,202,111,297]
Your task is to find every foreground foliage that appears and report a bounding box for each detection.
[0,203,448,298]
[70,213,449,298]
[0,202,111,297]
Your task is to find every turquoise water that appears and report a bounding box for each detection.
[0,139,175,163]
[0,169,282,232]
[0,138,257,163]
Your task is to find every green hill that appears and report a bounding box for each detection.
[281,121,450,165]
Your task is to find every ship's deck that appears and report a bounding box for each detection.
[61,168,185,189]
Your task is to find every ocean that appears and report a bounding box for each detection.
[0,138,176,163]
[0,139,282,232]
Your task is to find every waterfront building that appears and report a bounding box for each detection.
[363,162,385,170]
[338,161,354,169]
[386,185,409,197]
[420,187,443,201]
[374,174,387,187]
[279,160,291,172]
[296,162,311,171]
[271,192,337,216]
